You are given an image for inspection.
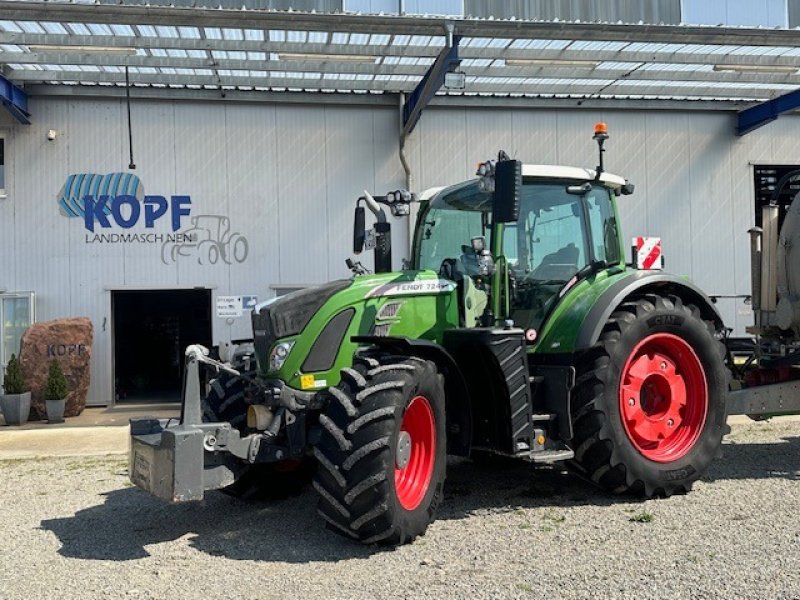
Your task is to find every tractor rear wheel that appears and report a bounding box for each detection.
[570,294,729,497]
[313,353,447,545]
[204,366,311,499]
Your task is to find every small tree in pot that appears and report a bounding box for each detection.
[44,361,69,424]
[1,355,31,425]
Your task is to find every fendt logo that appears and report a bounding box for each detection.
[57,172,249,265]
[58,172,191,232]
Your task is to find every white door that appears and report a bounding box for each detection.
[0,292,35,387]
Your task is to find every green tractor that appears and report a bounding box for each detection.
[129,124,729,545]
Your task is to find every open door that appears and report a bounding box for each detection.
[0,292,35,387]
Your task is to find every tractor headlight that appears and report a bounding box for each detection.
[269,341,295,371]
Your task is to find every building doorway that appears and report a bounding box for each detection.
[112,289,212,403]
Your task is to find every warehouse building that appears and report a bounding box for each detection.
[2,0,800,405]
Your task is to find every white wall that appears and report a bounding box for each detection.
[1,95,798,404]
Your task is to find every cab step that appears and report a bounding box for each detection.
[529,448,575,464]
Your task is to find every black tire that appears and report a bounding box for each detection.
[203,368,254,433]
[204,366,311,499]
[570,293,729,497]
[313,353,447,545]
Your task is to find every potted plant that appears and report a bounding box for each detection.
[1,354,31,425]
[44,360,69,424]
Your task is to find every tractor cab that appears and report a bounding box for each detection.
[413,165,629,334]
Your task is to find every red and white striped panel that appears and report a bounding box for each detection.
[632,236,663,270]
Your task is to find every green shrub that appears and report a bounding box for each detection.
[44,361,69,401]
[3,354,26,395]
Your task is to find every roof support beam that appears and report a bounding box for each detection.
[0,72,30,124]
[736,89,800,135]
[6,52,800,87]
[4,68,778,101]
[24,83,747,111]
[401,34,460,139]
[5,1,800,47]
[6,33,800,69]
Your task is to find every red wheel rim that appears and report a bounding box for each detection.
[619,333,708,463]
[394,395,436,511]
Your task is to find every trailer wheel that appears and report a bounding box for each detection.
[204,368,311,499]
[313,353,447,545]
[570,294,729,497]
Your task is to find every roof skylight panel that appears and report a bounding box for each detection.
[222,28,243,41]
[178,26,200,39]
[19,21,45,34]
[0,21,23,33]
[369,34,391,45]
[155,26,179,38]
[110,24,135,36]
[286,30,307,43]
[66,23,90,35]
[244,29,265,41]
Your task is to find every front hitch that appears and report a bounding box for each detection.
[128,345,293,503]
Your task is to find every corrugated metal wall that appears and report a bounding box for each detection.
[0,95,797,404]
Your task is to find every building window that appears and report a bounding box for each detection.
[0,138,5,197]
[465,0,680,23]
[345,0,464,15]
[682,0,788,27]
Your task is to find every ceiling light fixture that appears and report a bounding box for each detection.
[713,64,798,74]
[505,58,599,68]
[278,52,377,63]
[28,44,137,55]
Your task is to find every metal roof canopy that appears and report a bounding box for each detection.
[4,1,800,109]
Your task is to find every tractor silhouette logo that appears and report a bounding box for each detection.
[161,214,249,265]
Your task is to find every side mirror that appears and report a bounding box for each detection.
[353,205,366,254]
[621,182,635,195]
[493,159,522,223]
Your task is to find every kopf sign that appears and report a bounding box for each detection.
[83,195,192,232]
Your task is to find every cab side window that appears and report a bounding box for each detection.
[585,190,620,265]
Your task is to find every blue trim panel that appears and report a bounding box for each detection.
[0,73,30,124]
[402,36,461,137]
[737,88,800,136]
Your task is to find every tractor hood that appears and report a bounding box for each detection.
[251,270,459,390]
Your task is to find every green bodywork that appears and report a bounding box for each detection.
[268,270,459,390]
[265,175,640,392]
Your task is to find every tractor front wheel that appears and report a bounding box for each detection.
[570,294,729,497]
[313,353,447,545]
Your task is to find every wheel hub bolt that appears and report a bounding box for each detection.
[396,431,412,469]
[628,397,635,406]
[660,361,667,370]
[667,419,674,427]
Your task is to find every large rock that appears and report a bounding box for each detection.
[19,318,93,420]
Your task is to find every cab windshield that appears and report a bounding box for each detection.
[415,179,620,330]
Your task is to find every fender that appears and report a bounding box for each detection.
[574,270,725,351]
[352,335,472,456]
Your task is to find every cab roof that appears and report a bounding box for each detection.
[521,165,627,189]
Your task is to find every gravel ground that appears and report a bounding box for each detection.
[1,419,799,600]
